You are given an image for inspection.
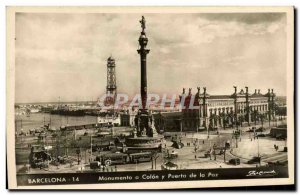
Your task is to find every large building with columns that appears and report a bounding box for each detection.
[179,87,276,131]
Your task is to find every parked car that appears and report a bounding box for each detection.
[256,133,266,137]
[204,150,212,158]
[256,127,265,132]
[171,141,184,149]
[267,160,287,166]
[247,156,261,164]
[90,161,102,169]
[169,151,178,159]
[229,158,240,165]
[246,127,256,132]
[161,161,178,170]
[276,134,286,140]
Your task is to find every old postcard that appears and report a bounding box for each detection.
[6,6,294,189]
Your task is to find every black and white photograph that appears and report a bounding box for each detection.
[6,6,294,189]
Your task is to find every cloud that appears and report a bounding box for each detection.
[199,13,285,24]
[15,12,287,103]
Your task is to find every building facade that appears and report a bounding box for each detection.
[180,87,276,131]
[120,87,277,132]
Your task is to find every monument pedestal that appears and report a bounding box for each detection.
[125,110,162,151]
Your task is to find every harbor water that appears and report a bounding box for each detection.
[15,113,98,133]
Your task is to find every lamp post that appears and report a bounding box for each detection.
[233,130,239,148]
[76,147,81,165]
[223,142,227,163]
[90,134,93,162]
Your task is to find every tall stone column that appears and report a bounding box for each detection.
[137,24,150,110]
[136,16,156,137]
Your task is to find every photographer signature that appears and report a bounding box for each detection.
[246,170,277,177]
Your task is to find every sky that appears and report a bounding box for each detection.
[15,12,287,103]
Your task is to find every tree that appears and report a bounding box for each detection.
[239,115,245,127]
[252,110,259,125]
[219,112,226,130]
[209,114,219,130]
[227,111,234,127]
[259,113,266,128]
[245,106,251,126]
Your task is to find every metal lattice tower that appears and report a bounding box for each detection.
[105,56,117,105]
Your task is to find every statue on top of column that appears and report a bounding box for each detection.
[140,16,146,32]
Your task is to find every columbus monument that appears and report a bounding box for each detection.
[125,16,162,150]
[136,16,157,137]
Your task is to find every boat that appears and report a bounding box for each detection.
[50,109,85,116]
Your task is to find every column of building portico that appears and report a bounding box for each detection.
[227,107,231,122]
[245,87,251,126]
[225,107,230,128]
[271,89,276,119]
[233,86,238,131]
[214,108,218,128]
[238,102,242,127]
[249,106,253,123]
[218,108,222,129]
[254,104,259,125]
[197,87,203,131]
[202,87,209,130]
[220,108,226,129]
[241,102,246,127]
[266,89,272,126]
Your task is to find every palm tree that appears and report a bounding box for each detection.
[239,115,245,127]
[273,103,280,125]
[219,112,226,130]
[227,111,234,128]
[245,106,251,126]
[209,114,218,131]
[252,110,259,125]
[259,113,266,128]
